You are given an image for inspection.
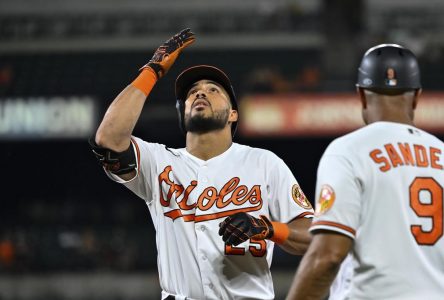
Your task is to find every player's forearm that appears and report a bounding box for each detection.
[286,250,339,300]
[96,69,157,151]
[277,218,312,255]
[95,85,148,151]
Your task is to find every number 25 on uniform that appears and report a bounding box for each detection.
[225,239,267,257]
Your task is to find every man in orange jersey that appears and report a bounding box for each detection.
[287,44,444,300]
[89,29,313,300]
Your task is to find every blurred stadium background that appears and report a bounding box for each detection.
[1,0,444,299]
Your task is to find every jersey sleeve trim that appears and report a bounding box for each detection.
[283,212,314,224]
[310,221,356,239]
[288,212,314,223]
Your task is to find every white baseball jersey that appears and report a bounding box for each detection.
[106,138,314,300]
[311,121,444,300]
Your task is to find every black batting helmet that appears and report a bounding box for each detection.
[175,65,238,136]
[356,44,421,95]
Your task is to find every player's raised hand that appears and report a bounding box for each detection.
[142,28,195,79]
[218,212,274,246]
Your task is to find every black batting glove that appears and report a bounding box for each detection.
[142,28,195,79]
[218,212,274,246]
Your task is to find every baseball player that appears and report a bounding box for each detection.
[287,44,444,300]
[90,29,314,300]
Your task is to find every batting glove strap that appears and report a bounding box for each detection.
[141,28,195,79]
[253,215,274,240]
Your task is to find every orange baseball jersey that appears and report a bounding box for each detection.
[106,137,313,300]
[311,121,444,300]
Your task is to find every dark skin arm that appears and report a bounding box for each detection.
[286,231,353,300]
[280,217,313,255]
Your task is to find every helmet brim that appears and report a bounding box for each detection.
[175,65,237,111]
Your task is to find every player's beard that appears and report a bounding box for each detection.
[184,108,230,134]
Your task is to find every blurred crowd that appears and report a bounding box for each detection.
[0,197,156,273]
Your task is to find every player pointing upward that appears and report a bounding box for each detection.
[287,44,444,300]
[90,29,314,300]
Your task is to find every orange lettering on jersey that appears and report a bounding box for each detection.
[158,165,264,222]
[384,143,404,168]
[178,180,197,210]
[167,184,184,201]
[159,166,196,209]
[398,143,415,166]
[198,187,218,211]
[430,147,443,170]
[414,145,429,167]
[194,205,263,222]
[245,186,262,204]
[370,143,443,172]
[199,182,261,211]
[369,149,391,172]
[217,177,240,208]
[249,239,267,257]
[229,185,248,205]
[225,244,245,255]
[225,238,267,257]
[159,166,182,206]
[164,209,196,222]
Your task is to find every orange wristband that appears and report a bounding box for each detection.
[270,222,290,244]
[131,68,157,96]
